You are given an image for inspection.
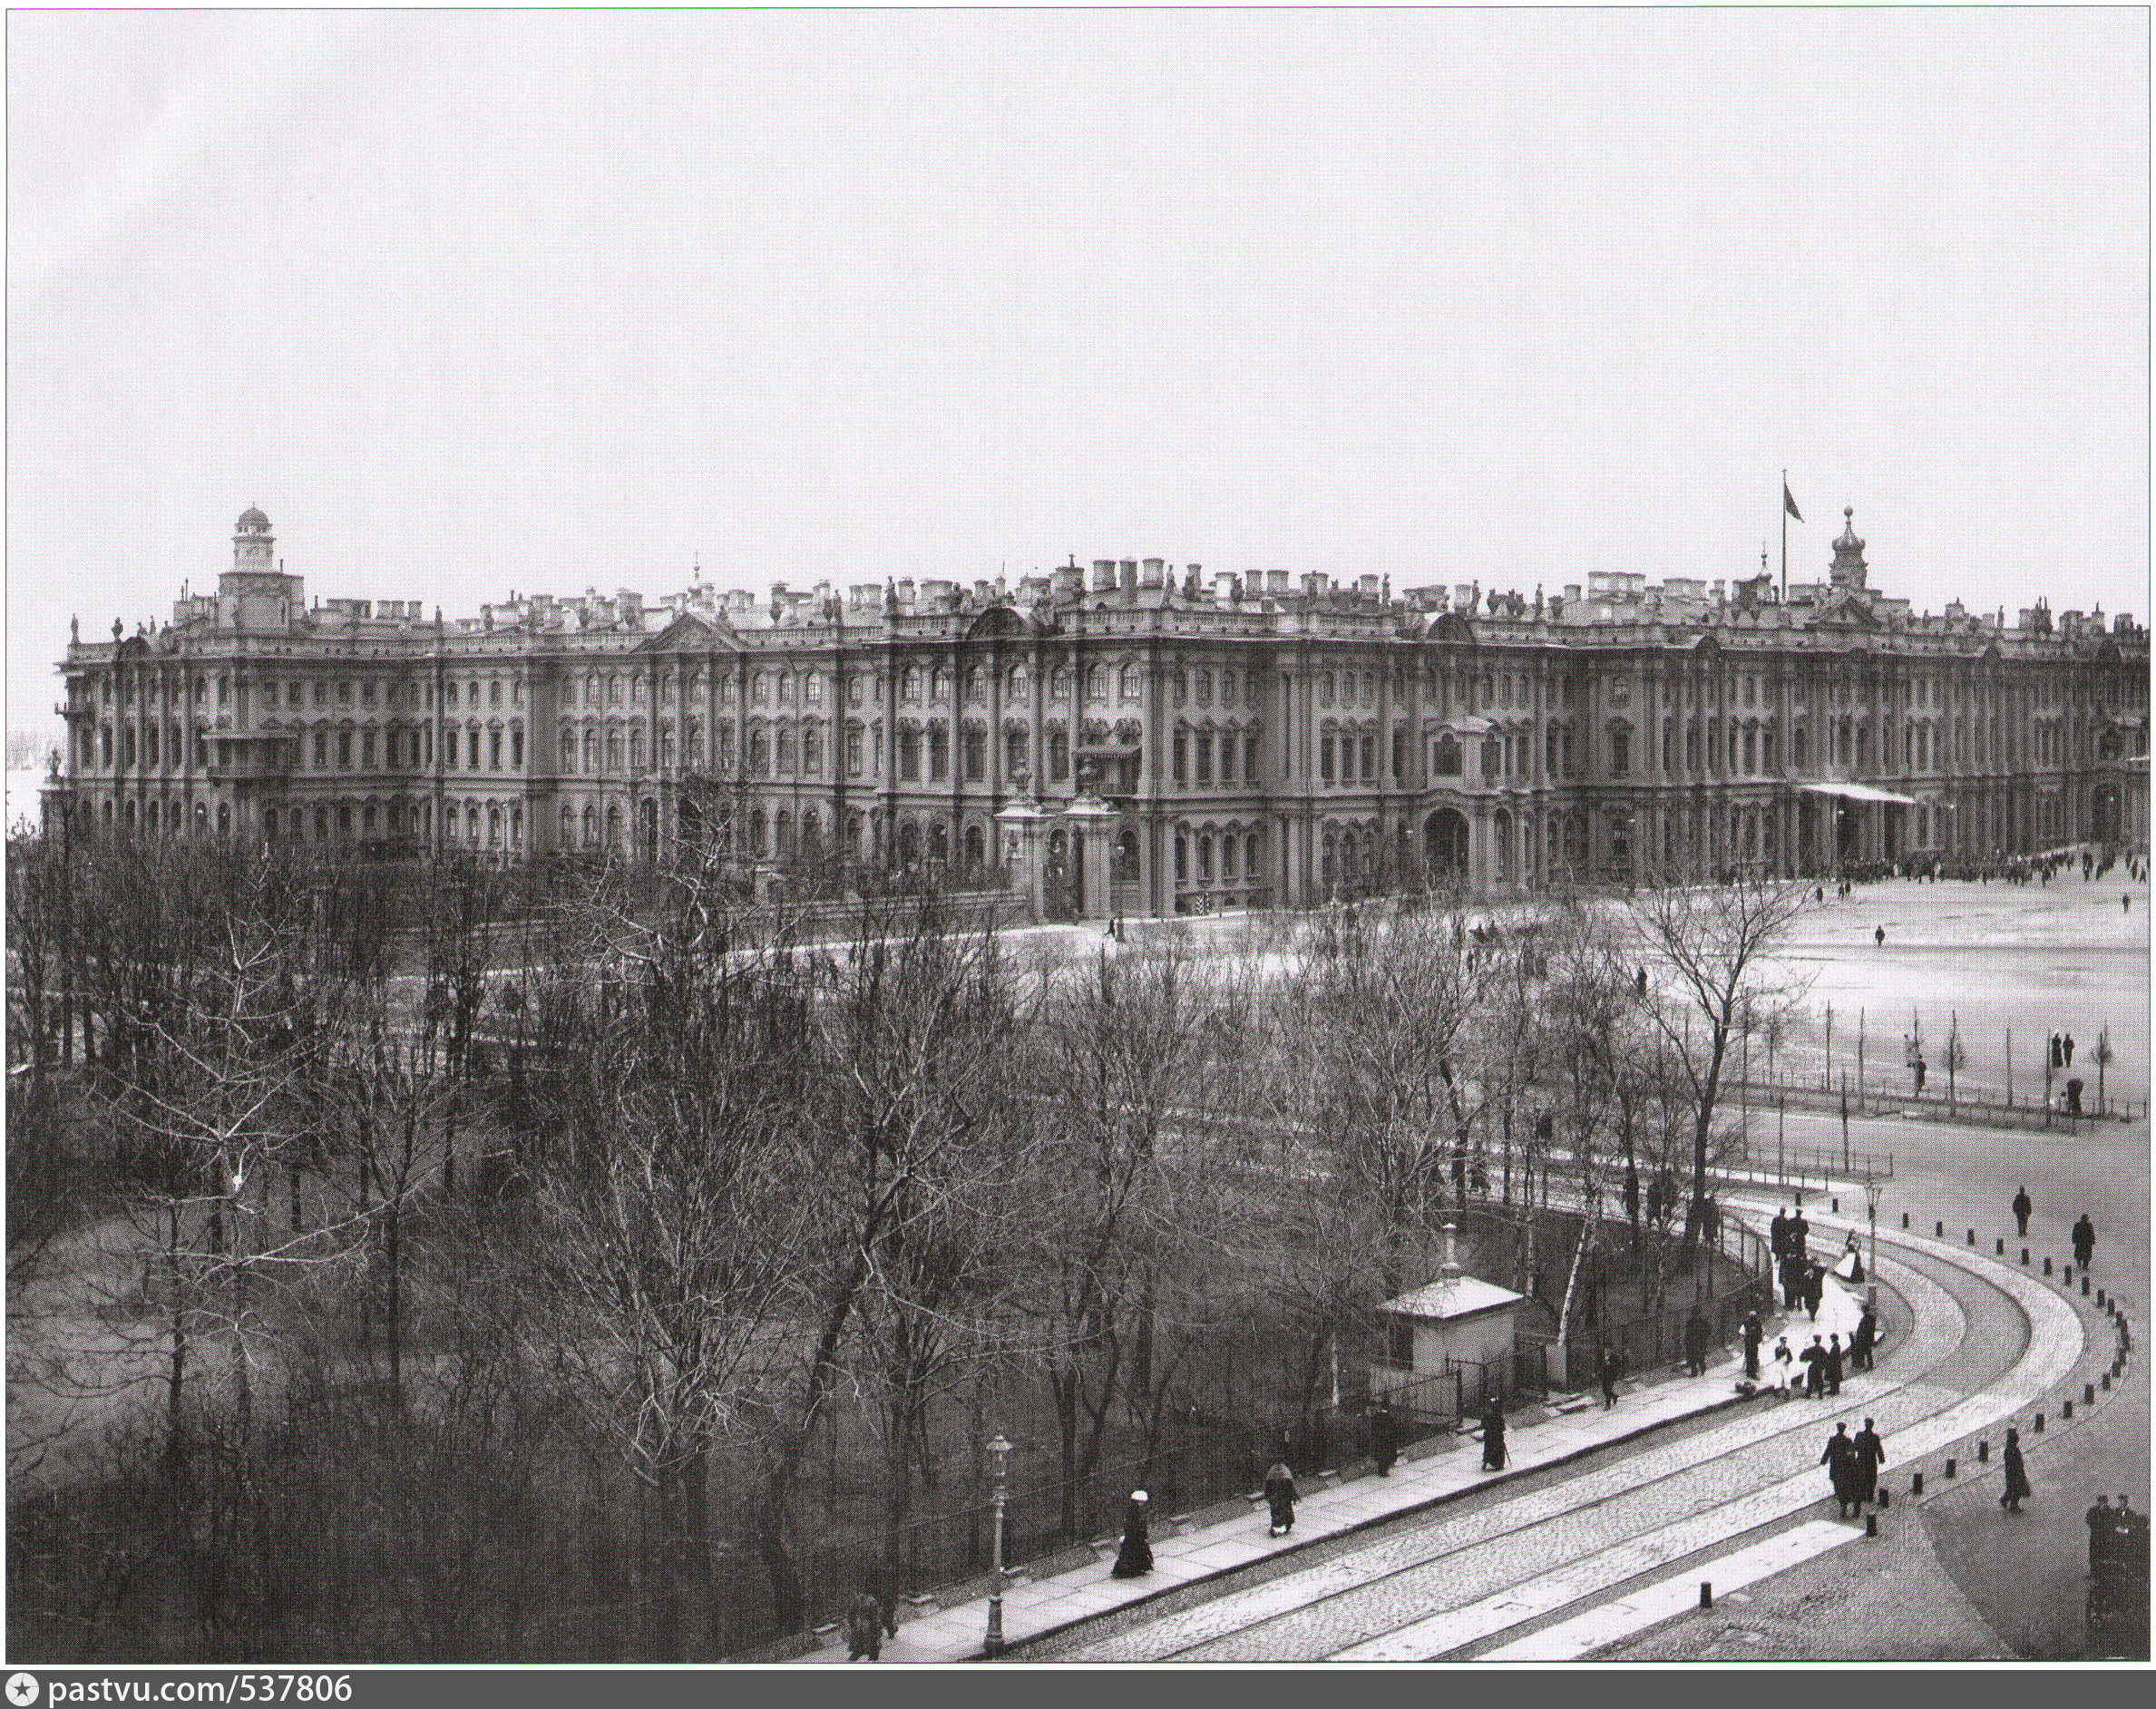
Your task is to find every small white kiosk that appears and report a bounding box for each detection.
[1373,1224,1526,1417]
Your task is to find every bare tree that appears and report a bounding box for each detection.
[1630,872,1812,1258]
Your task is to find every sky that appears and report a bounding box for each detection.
[7,8,2149,744]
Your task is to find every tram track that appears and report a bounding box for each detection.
[1043,1220,2070,1663]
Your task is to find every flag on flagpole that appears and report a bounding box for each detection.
[1784,483,1804,523]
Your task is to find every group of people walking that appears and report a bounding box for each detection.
[1819,1419,1888,1520]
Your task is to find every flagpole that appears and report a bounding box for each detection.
[1780,467,1789,603]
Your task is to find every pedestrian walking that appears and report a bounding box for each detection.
[1822,1422,1859,1519]
[1875,924,1887,947]
[1263,1462,1298,1537]
[2051,1032,2063,1071]
[1824,1333,1845,1396]
[1851,1305,1878,1373]
[1684,1309,1710,1378]
[2067,1077,2084,1118]
[2000,1428,2032,1514]
[2073,1213,2096,1270]
[1480,1397,1507,1471]
[1369,1400,1400,1478]
[2088,1494,2114,1573]
[1802,1335,1827,1399]
[2013,1186,2033,1238]
[2064,1032,2076,1066]
[1741,1311,1763,1381]
[845,1590,891,1661]
[1771,1334,1794,1395]
[1915,1055,1927,1093]
[1852,1418,1886,1505]
[1789,1208,1810,1254]
[1600,1345,1622,1409]
[1803,1262,1825,1322]
[1780,1253,1805,1312]
[1770,1207,1791,1260]
[1111,1490,1154,1577]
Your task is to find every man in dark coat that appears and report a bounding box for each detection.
[845,1589,893,1661]
[1851,1418,1886,1505]
[1480,1397,1507,1471]
[1803,1262,1826,1321]
[2087,1495,2114,1573]
[1821,1423,1859,1519]
[1999,1429,2031,1513]
[1824,1333,1845,1395]
[1263,1462,1298,1536]
[1780,1253,1806,1312]
[2013,1187,2034,1238]
[1111,1490,1154,1577]
[1684,1310,1710,1378]
[1770,1208,1790,1260]
[1789,1208,1810,1255]
[1851,1305,1878,1373]
[1741,1311,1763,1381]
[1600,1346,1622,1409]
[1801,1335,1827,1399]
[1369,1400,1400,1477]
[2073,1214,2096,1270]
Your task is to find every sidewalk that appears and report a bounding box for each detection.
[784,1328,1795,1665]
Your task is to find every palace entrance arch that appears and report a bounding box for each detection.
[1424,806,1470,883]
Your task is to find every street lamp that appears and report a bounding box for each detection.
[1864,1176,1883,1311]
[984,1432,1011,1657]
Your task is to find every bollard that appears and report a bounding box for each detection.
[2065,1265,2074,1284]
[2102,1372,2112,1391]
[2086,1382,2096,1403]
[1700,1582,1712,1609]
[1866,1512,1878,1538]
[1902,1212,1909,1229]
[2023,1248,2030,1266]
[1832,1197,1839,1214]
[1912,1471,1925,1496]
[2044,1256,2053,1275]
[2063,1400,2073,1419]
[2034,1413,2044,1432]
[1977,1440,1988,1462]
[1945,1457,1956,1478]
[1936,1221,1945,1237]
[2083,1275,2090,1297]
[1997,1237,2005,1255]
[1878,1487,1891,1509]
[2098,1290,2107,1308]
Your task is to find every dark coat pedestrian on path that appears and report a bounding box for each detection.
[1263,1463,1298,1536]
[1851,1420,1886,1504]
[1600,1346,1622,1409]
[1824,1334,1844,1395]
[1481,1398,1507,1471]
[1684,1310,1710,1378]
[2000,1430,2031,1513]
[1822,1423,1859,1519]
[1790,1210,1810,1253]
[1800,1336,1826,1399]
[1770,1209,1790,1259]
[2088,1495,2114,1572]
[1111,1491,1154,1577]
[1803,1264,1826,1320]
[1851,1307,1878,1373]
[2013,1187,2033,1238]
[2073,1214,2096,1269]
[845,1590,893,1660]
[2064,1033,2075,1066]
[1741,1312,1763,1381]
[1369,1401,1400,1477]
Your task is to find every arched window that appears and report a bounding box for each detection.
[965,824,985,867]
[929,822,949,863]
[488,806,502,847]
[629,728,645,770]
[607,803,622,849]
[1434,734,1460,776]
[803,726,822,776]
[777,728,795,774]
[583,805,598,847]
[1120,664,1142,700]
[1085,664,1106,702]
[900,819,921,864]
[1197,833,1214,881]
[931,666,947,700]
[1247,831,1263,879]
[560,805,572,845]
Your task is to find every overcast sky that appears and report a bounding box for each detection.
[7,8,2148,742]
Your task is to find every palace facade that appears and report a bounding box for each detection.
[51,507,2150,915]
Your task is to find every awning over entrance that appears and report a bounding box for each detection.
[1799,781,1918,807]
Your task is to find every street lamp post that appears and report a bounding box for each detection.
[1864,1177,1882,1311]
[984,1432,1011,1657]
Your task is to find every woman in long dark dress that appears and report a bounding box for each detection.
[1481,1398,1507,1471]
[1111,1490,1154,1577]
[1263,1462,1299,1536]
[1821,1423,1859,1519]
[1999,1430,2032,1514]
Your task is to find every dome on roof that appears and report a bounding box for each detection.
[237,506,269,530]
[1833,506,1864,553]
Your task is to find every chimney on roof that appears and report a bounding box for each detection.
[1267,571,1289,596]
[1140,557,1165,589]
[1117,560,1137,594]
[1440,1223,1463,1280]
